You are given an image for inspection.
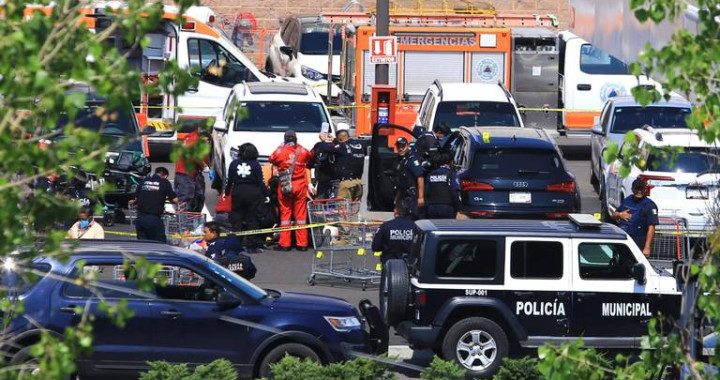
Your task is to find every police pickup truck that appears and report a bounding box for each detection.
[380,214,681,378]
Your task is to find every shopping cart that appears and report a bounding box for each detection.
[163,209,206,248]
[650,217,690,263]
[307,198,381,290]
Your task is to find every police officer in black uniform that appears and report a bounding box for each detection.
[326,129,366,201]
[203,222,257,280]
[371,201,416,263]
[134,167,178,243]
[424,153,460,219]
[412,126,440,169]
[394,137,425,218]
[310,133,336,199]
[612,179,659,257]
[433,123,452,151]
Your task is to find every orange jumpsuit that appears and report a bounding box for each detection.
[269,143,314,249]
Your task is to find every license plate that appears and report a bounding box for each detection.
[509,192,532,204]
[686,186,709,199]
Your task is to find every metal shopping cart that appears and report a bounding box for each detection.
[650,217,691,264]
[307,198,381,290]
[163,206,206,248]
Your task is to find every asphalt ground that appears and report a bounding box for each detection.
[105,136,599,378]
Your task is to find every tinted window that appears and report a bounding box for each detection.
[188,39,252,87]
[2,263,50,294]
[579,243,637,280]
[433,101,520,130]
[234,101,329,132]
[154,265,223,302]
[64,264,151,298]
[511,241,563,279]
[435,240,497,278]
[300,24,342,55]
[580,44,629,75]
[611,106,691,133]
[57,107,136,136]
[647,150,720,173]
[471,149,565,176]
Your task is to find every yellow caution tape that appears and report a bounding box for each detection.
[593,213,601,221]
[105,220,338,239]
[357,248,365,256]
[316,251,324,258]
[375,263,383,271]
[374,251,382,257]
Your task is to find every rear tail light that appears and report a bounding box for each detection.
[415,290,427,307]
[637,174,675,195]
[546,212,569,219]
[470,211,495,217]
[546,181,576,193]
[461,179,494,191]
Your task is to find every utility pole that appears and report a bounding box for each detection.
[375,0,389,85]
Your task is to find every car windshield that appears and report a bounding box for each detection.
[56,106,136,136]
[300,24,342,55]
[433,101,520,130]
[234,101,329,132]
[472,148,565,176]
[203,258,268,300]
[611,106,691,133]
[646,150,720,173]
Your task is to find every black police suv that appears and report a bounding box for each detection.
[446,127,580,218]
[2,240,385,379]
[380,215,684,378]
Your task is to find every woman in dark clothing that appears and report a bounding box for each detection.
[224,143,268,253]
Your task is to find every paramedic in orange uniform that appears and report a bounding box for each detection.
[269,130,314,251]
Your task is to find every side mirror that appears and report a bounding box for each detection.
[140,126,157,136]
[632,263,646,285]
[216,291,241,310]
[279,46,295,59]
[591,125,605,136]
[213,120,228,133]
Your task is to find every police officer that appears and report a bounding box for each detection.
[412,126,439,169]
[327,129,366,201]
[433,123,452,151]
[394,137,425,217]
[424,153,460,219]
[133,167,178,243]
[310,132,336,199]
[371,201,416,263]
[612,179,659,257]
[203,222,256,280]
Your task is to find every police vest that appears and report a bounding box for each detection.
[426,167,454,205]
[335,140,365,179]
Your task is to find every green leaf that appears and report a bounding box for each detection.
[634,8,649,22]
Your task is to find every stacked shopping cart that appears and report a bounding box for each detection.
[307,198,380,290]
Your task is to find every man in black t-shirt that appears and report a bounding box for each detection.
[612,179,659,257]
[133,167,178,243]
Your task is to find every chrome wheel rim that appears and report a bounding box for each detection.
[455,330,497,371]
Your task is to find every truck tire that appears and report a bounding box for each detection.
[258,343,320,378]
[442,317,508,379]
[379,259,409,327]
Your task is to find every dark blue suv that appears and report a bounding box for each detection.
[2,240,381,379]
[447,127,580,218]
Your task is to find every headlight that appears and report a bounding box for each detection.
[324,316,361,331]
[301,65,325,81]
[230,147,239,160]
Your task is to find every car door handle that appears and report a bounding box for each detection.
[60,306,78,314]
[576,292,596,301]
[186,88,199,94]
[160,310,183,318]
[577,84,592,91]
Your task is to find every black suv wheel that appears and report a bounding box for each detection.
[379,259,409,327]
[442,317,508,378]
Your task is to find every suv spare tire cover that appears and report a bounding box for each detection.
[380,259,409,327]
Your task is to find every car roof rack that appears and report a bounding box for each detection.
[568,214,602,228]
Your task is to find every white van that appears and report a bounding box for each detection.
[558,31,656,136]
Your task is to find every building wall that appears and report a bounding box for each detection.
[205,0,570,33]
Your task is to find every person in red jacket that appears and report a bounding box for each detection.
[174,127,209,212]
[269,130,314,251]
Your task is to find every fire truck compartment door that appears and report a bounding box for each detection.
[403,51,464,98]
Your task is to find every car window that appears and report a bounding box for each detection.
[578,243,637,280]
[471,148,565,176]
[433,101,520,129]
[579,44,629,75]
[64,263,154,299]
[600,103,612,132]
[646,150,720,173]
[435,240,498,278]
[510,241,563,279]
[56,106,137,136]
[188,38,253,87]
[422,96,437,129]
[610,106,691,133]
[2,262,50,294]
[299,23,342,55]
[153,265,224,302]
[234,101,329,132]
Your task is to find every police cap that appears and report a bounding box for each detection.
[395,137,408,147]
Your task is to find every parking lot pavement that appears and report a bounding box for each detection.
[107,140,599,379]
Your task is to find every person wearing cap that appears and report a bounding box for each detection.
[412,125,439,170]
[269,130,314,251]
[371,200,416,264]
[394,137,425,218]
[323,129,367,202]
[433,123,452,151]
[612,178,659,257]
[309,132,337,199]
